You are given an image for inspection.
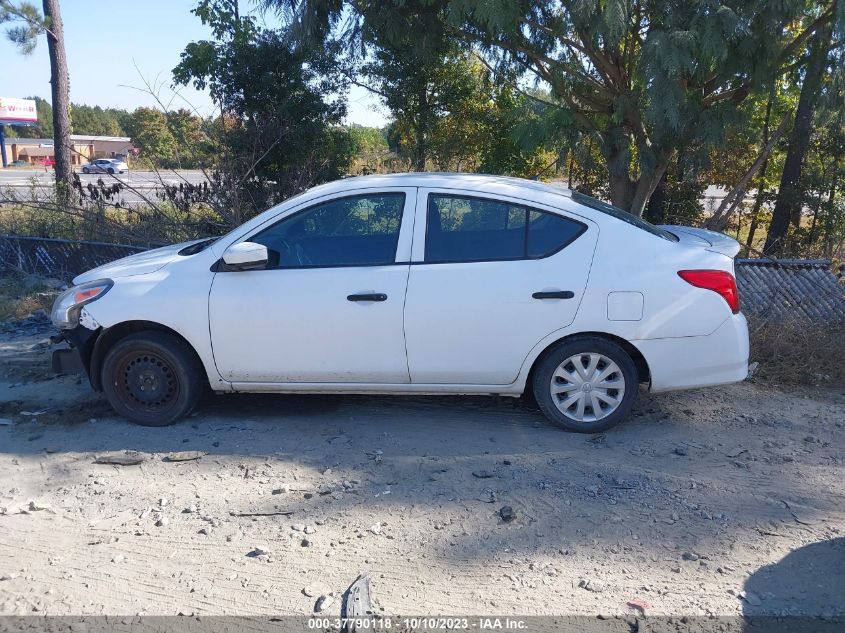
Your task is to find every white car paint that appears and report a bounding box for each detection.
[71,173,749,399]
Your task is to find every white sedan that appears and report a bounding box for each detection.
[51,173,749,432]
[80,158,128,175]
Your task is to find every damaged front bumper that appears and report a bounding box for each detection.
[51,324,99,382]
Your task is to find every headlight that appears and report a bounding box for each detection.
[51,279,113,329]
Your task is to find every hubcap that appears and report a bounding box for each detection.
[550,353,625,422]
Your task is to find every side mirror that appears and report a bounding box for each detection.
[222,242,268,271]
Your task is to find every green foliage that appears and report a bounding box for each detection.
[346,125,389,174]
[71,104,129,136]
[173,0,355,218]
[0,0,43,55]
[365,45,559,176]
[124,107,175,160]
[265,0,831,216]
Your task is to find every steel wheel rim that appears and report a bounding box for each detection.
[550,353,625,422]
[114,351,180,413]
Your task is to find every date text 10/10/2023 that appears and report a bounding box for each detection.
[308,617,528,630]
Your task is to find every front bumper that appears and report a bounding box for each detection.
[52,347,84,374]
[51,325,99,382]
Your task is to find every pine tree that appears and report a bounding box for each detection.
[1,0,72,191]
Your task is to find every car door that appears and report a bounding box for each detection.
[209,188,416,384]
[403,189,598,385]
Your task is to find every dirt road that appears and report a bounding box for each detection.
[1,316,843,619]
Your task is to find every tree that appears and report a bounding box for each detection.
[125,107,176,161]
[71,104,129,136]
[363,42,560,175]
[165,108,210,168]
[1,0,72,189]
[264,0,834,216]
[172,0,355,223]
[347,124,390,174]
[763,23,834,255]
[363,45,482,171]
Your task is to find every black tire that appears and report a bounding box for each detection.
[532,336,639,433]
[101,331,204,426]
[82,167,89,174]
[107,167,115,174]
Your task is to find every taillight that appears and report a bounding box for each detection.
[678,270,740,313]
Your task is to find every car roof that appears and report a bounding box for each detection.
[305,172,574,200]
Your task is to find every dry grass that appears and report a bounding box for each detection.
[0,274,60,322]
[749,317,845,387]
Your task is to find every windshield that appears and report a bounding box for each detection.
[571,192,678,241]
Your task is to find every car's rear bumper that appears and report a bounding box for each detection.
[633,313,749,392]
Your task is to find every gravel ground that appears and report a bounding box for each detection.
[0,314,843,619]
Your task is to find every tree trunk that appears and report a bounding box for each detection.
[763,24,831,256]
[822,183,836,256]
[629,150,671,218]
[414,83,428,172]
[744,91,774,256]
[644,169,668,224]
[42,0,72,192]
[706,115,789,232]
[600,129,635,210]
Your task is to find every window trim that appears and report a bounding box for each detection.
[421,193,587,265]
[218,191,410,272]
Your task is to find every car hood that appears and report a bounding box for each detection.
[73,240,199,284]
[659,225,741,258]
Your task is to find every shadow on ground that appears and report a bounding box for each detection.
[742,537,845,630]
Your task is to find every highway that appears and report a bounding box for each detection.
[0,168,207,189]
[0,168,209,207]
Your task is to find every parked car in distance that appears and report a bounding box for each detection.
[51,173,749,432]
[9,159,28,167]
[81,158,128,175]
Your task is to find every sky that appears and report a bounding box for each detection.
[0,0,387,127]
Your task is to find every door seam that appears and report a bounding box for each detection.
[401,187,418,383]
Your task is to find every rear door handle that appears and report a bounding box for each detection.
[347,293,388,302]
[532,290,574,300]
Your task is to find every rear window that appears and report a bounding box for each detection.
[571,192,677,241]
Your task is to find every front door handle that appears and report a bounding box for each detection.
[347,293,388,302]
[532,290,575,300]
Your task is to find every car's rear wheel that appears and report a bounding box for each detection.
[532,336,638,433]
[82,167,89,174]
[107,167,115,174]
[101,331,203,426]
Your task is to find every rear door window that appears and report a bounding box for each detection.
[425,194,585,263]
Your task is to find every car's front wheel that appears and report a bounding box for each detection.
[101,331,204,426]
[82,167,89,174]
[107,167,115,174]
[532,336,639,433]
